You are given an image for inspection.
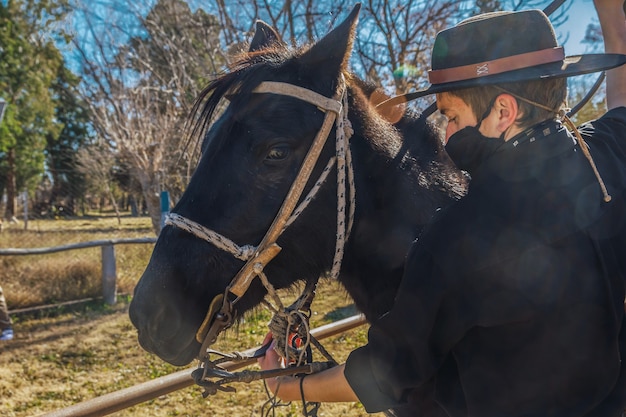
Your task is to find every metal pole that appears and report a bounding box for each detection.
[160,191,170,232]
[37,314,367,417]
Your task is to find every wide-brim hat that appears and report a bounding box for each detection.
[380,9,626,107]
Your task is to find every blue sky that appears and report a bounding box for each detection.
[556,0,597,55]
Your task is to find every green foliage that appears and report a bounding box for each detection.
[0,0,81,217]
[570,97,606,125]
[46,63,93,214]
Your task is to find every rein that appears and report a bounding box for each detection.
[165,77,356,366]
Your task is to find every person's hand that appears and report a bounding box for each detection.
[256,332,359,403]
[257,332,288,395]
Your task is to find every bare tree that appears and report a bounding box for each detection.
[76,141,121,221]
[69,0,224,234]
[208,0,354,52]
[66,0,578,235]
[207,0,561,98]
[355,1,459,96]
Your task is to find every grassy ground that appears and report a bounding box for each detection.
[0,216,385,417]
[1,288,380,417]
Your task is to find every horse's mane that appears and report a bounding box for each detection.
[186,45,303,148]
[183,40,445,181]
[184,41,408,154]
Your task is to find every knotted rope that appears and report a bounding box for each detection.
[166,213,256,261]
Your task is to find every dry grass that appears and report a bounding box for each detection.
[1,287,381,417]
[0,215,385,417]
[5,257,101,306]
[0,215,154,308]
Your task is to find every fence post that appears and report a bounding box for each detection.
[101,244,117,305]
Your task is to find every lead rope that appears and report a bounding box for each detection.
[494,86,612,203]
[560,114,611,202]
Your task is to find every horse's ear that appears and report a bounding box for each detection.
[249,20,284,52]
[299,3,361,91]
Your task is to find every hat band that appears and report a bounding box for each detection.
[428,47,565,85]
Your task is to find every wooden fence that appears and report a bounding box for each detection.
[0,237,157,305]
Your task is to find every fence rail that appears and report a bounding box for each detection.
[0,237,157,255]
[0,237,157,305]
[38,313,368,417]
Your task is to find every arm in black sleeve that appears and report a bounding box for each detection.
[344,236,467,412]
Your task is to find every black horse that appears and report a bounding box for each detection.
[130,2,465,395]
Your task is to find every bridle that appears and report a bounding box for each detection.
[165,0,579,367]
[165,76,356,363]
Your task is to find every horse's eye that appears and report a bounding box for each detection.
[266,144,290,161]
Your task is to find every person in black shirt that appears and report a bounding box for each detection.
[259,1,626,416]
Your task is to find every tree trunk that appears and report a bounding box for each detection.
[145,190,161,235]
[129,194,139,217]
[106,184,122,225]
[4,148,17,220]
[136,168,161,235]
[0,182,5,221]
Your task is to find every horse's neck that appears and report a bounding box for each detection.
[339,127,429,320]
[334,88,465,320]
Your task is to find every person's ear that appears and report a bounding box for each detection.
[493,93,519,133]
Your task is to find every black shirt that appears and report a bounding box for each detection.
[345,107,626,417]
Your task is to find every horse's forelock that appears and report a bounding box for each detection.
[186,44,299,154]
[185,38,407,169]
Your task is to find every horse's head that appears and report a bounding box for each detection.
[130,5,365,366]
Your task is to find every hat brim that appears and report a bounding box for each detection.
[378,53,626,108]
